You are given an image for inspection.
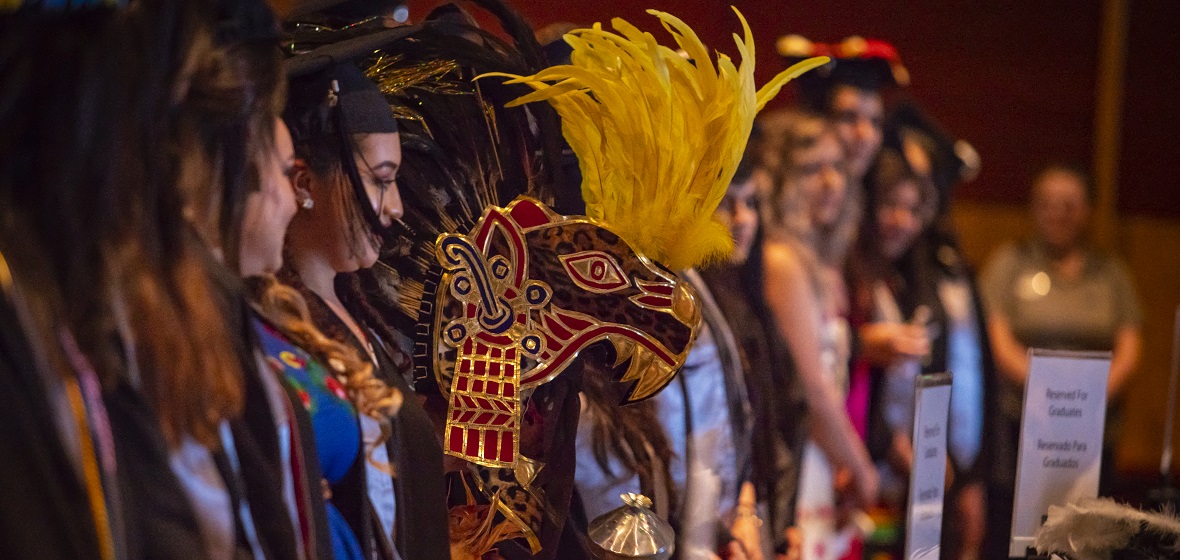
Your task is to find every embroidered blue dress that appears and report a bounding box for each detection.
[252,318,365,560]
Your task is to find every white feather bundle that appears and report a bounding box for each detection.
[1034,497,1180,560]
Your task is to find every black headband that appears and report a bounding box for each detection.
[333,62,398,134]
[285,61,397,234]
[284,26,417,233]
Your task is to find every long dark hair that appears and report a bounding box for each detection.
[211,0,287,270]
[282,66,414,369]
[849,147,938,315]
[0,3,249,449]
[0,9,125,381]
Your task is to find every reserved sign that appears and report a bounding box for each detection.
[904,372,952,560]
[1008,350,1110,557]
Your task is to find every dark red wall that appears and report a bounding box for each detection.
[411,0,1177,217]
[1117,0,1180,218]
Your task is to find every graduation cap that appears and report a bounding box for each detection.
[884,101,980,216]
[777,34,908,112]
[284,25,415,232]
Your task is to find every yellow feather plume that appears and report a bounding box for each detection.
[483,7,827,270]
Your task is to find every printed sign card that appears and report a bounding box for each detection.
[904,372,953,560]
[1008,350,1111,557]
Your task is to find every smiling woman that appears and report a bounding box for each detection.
[758,109,876,560]
[280,44,451,559]
[284,62,404,275]
[351,132,405,228]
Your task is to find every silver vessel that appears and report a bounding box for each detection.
[587,493,675,560]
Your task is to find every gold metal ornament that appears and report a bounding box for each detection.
[422,196,701,468]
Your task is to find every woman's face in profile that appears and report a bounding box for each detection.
[296,132,404,273]
[716,172,762,265]
[352,132,404,229]
[239,118,297,276]
[829,84,884,182]
[345,131,404,269]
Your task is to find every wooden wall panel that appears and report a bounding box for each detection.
[410,1,1175,217]
[1117,217,1180,474]
[1117,1,1180,218]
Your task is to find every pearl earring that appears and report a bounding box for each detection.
[296,187,314,210]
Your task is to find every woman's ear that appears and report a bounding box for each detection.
[292,160,315,210]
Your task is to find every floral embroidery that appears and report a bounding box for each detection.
[324,375,349,402]
[252,317,355,419]
[280,350,306,370]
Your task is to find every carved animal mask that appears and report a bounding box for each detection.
[416,196,700,467]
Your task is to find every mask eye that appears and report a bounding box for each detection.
[560,251,629,293]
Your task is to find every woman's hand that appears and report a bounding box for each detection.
[889,430,914,476]
[850,454,881,510]
[718,541,750,560]
[859,322,931,367]
[729,482,765,560]
[834,463,878,525]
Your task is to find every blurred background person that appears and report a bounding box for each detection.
[883,104,995,560]
[760,109,875,560]
[847,148,938,560]
[700,145,810,558]
[779,36,907,189]
[980,164,1142,495]
[780,39,908,488]
[849,130,993,558]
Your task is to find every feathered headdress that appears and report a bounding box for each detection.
[291,5,827,557]
[485,7,828,270]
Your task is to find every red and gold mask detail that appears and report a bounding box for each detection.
[419,196,700,468]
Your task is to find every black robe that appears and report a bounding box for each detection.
[105,377,209,560]
[0,285,106,559]
[857,230,1004,560]
[296,280,452,560]
[208,259,332,560]
[0,251,206,560]
[862,232,999,486]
